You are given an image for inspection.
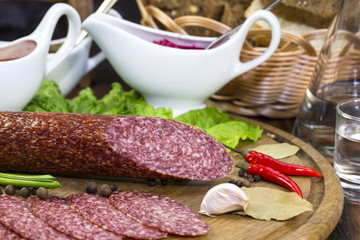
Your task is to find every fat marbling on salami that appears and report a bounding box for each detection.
[0,111,233,180]
[109,190,209,236]
[27,196,123,240]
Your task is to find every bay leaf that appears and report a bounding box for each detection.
[249,143,299,159]
[239,187,313,221]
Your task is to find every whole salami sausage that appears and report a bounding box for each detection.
[0,111,233,180]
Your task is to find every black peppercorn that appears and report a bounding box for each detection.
[253,174,262,182]
[99,184,112,197]
[36,187,48,200]
[228,179,236,184]
[19,187,31,198]
[148,179,156,187]
[86,181,97,194]
[238,169,245,177]
[4,185,15,195]
[110,184,118,192]
[235,180,243,187]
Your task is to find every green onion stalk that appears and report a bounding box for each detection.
[0,173,61,188]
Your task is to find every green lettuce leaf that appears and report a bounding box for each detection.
[89,83,136,115]
[206,120,263,148]
[67,87,98,113]
[126,99,173,118]
[174,107,229,129]
[23,80,69,113]
[175,107,262,147]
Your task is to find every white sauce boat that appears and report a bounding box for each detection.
[82,9,281,116]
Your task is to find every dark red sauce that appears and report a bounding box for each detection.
[0,40,37,61]
[153,39,205,49]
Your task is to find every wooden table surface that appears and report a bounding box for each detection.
[251,117,358,240]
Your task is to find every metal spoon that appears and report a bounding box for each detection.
[205,0,281,50]
[75,0,118,46]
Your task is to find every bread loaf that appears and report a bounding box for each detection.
[260,0,340,28]
[245,0,317,36]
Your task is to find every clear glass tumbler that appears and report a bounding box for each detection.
[334,98,360,200]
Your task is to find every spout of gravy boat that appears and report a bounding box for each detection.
[82,10,280,116]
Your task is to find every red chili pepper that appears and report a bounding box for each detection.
[243,163,303,198]
[242,150,322,178]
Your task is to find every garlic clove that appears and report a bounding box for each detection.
[199,183,248,216]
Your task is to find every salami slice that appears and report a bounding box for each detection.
[0,195,73,240]
[67,193,167,239]
[109,190,209,236]
[0,223,24,240]
[27,196,123,240]
[0,112,233,180]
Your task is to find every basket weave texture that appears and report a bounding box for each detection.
[136,0,328,118]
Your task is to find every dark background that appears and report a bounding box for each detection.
[0,1,141,40]
[0,0,142,97]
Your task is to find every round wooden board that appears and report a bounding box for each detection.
[48,116,344,240]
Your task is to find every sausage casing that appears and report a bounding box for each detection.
[0,111,233,180]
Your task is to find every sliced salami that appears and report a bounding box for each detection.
[0,112,233,180]
[0,195,73,240]
[27,196,123,240]
[0,223,24,240]
[67,193,167,239]
[109,190,209,236]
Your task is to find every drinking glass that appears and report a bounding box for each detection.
[334,98,360,200]
[293,0,360,159]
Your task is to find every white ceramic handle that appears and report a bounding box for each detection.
[84,9,122,73]
[232,10,281,76]
[86,50,106,73]
[31,3,81,75]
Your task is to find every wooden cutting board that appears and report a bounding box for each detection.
[48,116,344,240]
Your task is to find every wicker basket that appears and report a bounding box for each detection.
[136,0,326,118]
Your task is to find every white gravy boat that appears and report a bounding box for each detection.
[82,10,281,116]
[0,3,80,111]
